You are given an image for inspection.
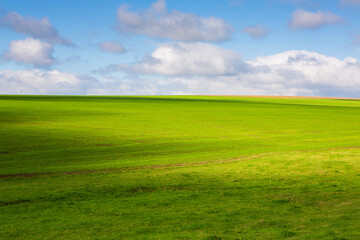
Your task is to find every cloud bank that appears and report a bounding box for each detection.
[0,70,95,94]
[2,43,360,97]
[116,0,234,42]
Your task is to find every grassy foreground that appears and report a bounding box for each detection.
[1,95,360,239]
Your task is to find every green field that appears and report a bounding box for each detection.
[1,95,360,239]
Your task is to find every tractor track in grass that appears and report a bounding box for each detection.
[0,153,271,178]
[1,146,360,178]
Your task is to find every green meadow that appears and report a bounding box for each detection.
[1,95,360,239]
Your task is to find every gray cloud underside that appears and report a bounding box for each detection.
[98,42,126,53]
[116,0,234,42]
[0,11,73,45]
[243,25,270,39]
[290,9,343,30]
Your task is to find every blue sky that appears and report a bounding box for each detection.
[1,0,360,96]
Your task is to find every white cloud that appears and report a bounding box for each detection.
[3,38,55,67]
[290,9,343,30]
[116,42,246,76]
[340,0,360,6]
[247,50,360,96]
[243,25,270,39]
[98,42,125,53]
[0,11,72,45]
[116,0,234,42]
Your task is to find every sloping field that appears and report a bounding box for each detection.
[1,95,360,239]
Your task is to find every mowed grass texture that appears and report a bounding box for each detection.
[1,96,360,239]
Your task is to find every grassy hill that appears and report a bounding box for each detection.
[1,96,360,239]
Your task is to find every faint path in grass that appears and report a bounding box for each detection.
[1,146,360,178]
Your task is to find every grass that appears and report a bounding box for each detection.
[1,95,360,239]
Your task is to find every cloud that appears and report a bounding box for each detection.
[243,25,270,39]
[239,50,360,97]
[290,9,343,30]
[339,0,360,6]
[116,42,246,76]
[116,0,234,42]
[98,42,126,53]
[3,38,55,67]
[0,11,73,45]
